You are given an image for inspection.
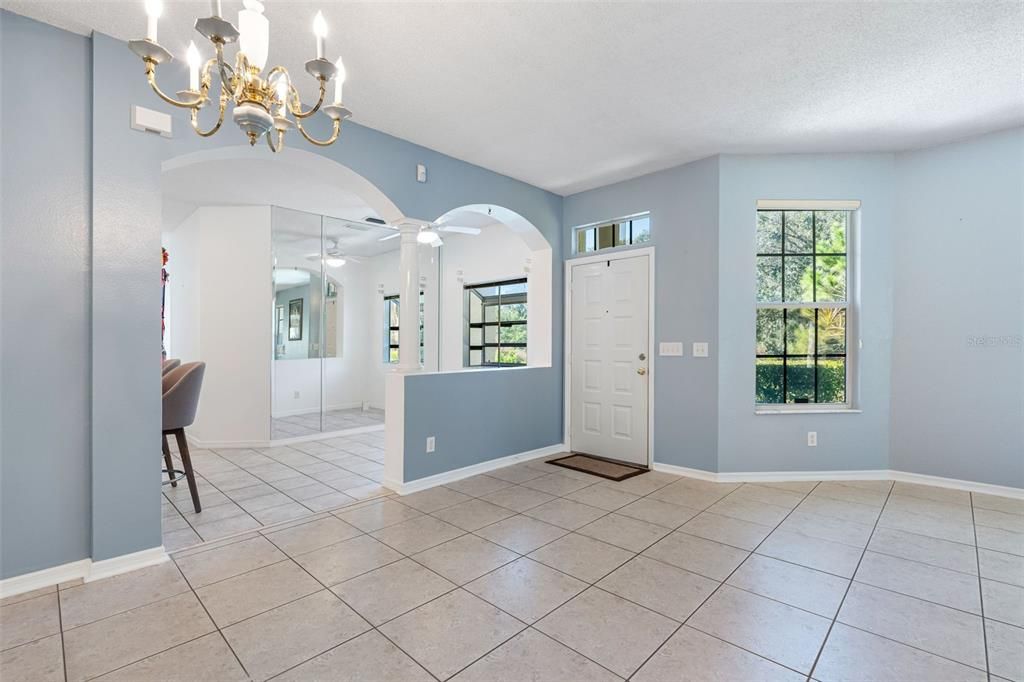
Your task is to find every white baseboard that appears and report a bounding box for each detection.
[87,546,169,582]
[889,470,1024,499]
[187,423,385,450]
[650,463,720,482]
[716,469,893,484]
[651,462,1023,499]
[385,443,569,495]
[0,545,168,599]
[0,559,91,600]
[272,402,365,419]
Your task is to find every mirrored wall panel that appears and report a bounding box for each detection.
[270,206,439,441]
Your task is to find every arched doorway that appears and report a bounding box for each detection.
[160,146,410,446]
[431,204,553,370]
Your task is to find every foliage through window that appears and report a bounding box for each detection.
[574,213,650,254]
[756,209,850,406]
[384,293,424,364]
[465,279,527,367]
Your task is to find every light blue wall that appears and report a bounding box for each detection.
[0,12,94,577]
[717,154,896,473]
[562,157,720,471]
[1,14,562,577]
[562,153,898,475]
[403,368,563,480]
[564,138,1021,483]
[890,128,1024,488]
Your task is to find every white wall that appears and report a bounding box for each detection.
[166,210,200,363]
[363,247,441,408]
[271,258,379,417]
[164,206,272,443]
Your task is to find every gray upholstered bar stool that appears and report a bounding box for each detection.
[161,362,205,513]
[162,358,181,375]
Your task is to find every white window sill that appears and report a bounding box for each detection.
[755,408,862,415]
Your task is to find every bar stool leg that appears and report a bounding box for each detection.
[162,434,177,487]
[172,428,202,513]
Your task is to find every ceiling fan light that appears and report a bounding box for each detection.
[325,257,345,267]
[416,230,436,245]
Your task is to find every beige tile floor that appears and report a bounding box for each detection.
[162,430,388,551]
[3,458,1023,681]
[271,408,385,440]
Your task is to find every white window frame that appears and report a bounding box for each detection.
[571,212,651,255]
[754,200,860,415]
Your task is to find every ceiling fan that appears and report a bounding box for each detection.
[377,218,482,247]
[305,238,365,267]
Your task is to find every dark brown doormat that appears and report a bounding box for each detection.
[546,453,648,482]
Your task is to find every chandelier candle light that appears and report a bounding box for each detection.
[129,0,350,150]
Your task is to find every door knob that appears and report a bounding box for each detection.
[637,367,647,375]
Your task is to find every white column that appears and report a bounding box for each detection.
[397,222,421,372]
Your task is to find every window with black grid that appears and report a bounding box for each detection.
[756,209,850,405]
[465,279,527,367]
[383,293,424,364]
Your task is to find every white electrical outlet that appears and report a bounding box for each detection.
[293,391,300,399]
[692,342,709,358]
[426,436,436,453]
[807,431,817,447]
[416,163,427,183]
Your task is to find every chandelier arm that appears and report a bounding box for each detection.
[289,80,327,120]
[266,128,284,153]
[295,117,341,147]
[212,42,232,86]
[190,93,228,137]
[145,62,202,109]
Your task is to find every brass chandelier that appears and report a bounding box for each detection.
[129,0,350,150]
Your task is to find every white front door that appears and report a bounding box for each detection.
[570,254,650,466]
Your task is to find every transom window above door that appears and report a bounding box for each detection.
[755,202,858,409]
[573,213,650,254]
[465,279,527,367]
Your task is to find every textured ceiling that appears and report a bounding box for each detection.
[5,1,1023,194]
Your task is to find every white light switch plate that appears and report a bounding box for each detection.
[659,342,684,356]
[692,342,709,358]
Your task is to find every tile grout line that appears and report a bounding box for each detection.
[258,531,445,682]
[39,460,1015,682]
[160,562,252,681]
[969,492,992,681]
[170,491,396,563]
[166,462,268,540]
[56,582,69,682]
[420,473,826,679]
[432,470,843,678]
[622,479,826,680]
[168,433,385,546]
[258,478,640,681]
[806,481,895,681]
[149,511,1001,682]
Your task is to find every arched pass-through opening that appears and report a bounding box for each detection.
[433,204,554,369]
[160,145,409,446]
[161,145,405,227]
